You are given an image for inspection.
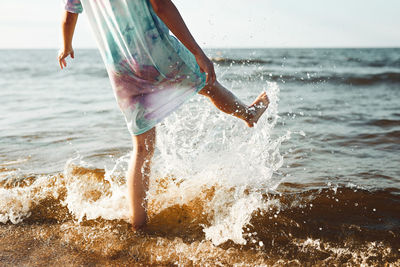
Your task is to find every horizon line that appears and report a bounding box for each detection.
[0,46,399,50]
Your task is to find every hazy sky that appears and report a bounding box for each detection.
[1,0,399,49]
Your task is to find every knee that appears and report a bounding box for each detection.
[136,142,154,155]
[135,143,147,154]
[134,130,156,155]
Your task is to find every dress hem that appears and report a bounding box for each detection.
[128,77,206,136]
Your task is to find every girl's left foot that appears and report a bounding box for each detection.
[246,91,269,127]
[131,214,148,232]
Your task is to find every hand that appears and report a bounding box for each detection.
[58,47,75,69]
[195,52,216,85]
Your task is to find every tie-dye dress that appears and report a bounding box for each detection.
[64,0,206,135]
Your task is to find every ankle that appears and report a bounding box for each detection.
[243,107,256,121]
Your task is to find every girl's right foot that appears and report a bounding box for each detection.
[246,91,269,127]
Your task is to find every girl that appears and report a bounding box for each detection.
[58,0,269,230]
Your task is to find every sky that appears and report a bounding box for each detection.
[0,0,399,49]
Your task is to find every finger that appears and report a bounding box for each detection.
[62,58,67,68]
[71,51,74,59]
[59,60,63,70]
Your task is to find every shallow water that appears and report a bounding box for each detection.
[0,48,399,265]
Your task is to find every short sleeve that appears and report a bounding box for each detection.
[64,0,83,14]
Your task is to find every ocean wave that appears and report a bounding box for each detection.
[345,57,400,68]
[329,130,400,149]
[288,71,400,86]
[212,54,400,69]
[361,119,400,128]
[211,57,273,65]
[308,130,400,153]
[367,60,400,68]
[343,72,400,85]
[1,165,399,265]
[2,164,399,235]
[227,71,400,86]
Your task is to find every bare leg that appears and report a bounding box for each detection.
[127,127,156,231]
[198,80,269,127]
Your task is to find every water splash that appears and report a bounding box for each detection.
[0,82,289,246]
[149,81,289,245]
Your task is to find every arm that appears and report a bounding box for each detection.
[58,11,79,69]
[149,0,216,84]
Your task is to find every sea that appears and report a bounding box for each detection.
[0,48,399,266]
